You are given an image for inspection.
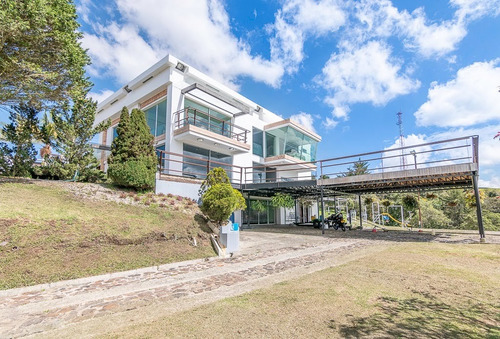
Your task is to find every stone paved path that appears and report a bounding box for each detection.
[0,232,389,338]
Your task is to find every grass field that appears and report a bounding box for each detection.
[0,179,215,290]
[106,242,500,338]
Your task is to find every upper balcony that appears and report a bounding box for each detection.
[173,107,251,154]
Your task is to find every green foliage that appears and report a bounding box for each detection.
[198,167,231,197]
[271,193,295,208]
[342,158,370,177]
[0,143,11,174]
[464,190,484,208]
[0,104,39,177]
[363,194,377,206]
[107,107,156,190]
[108,107,132,164]
[250,200,267,213]
[381,199,391,208]
[416,199,451,229]
[0,0,91,109]
[402,194,419,210]
[31,157,70,180]
[107,159,156,190]
[200,183,246,226]
[52,93,109,182]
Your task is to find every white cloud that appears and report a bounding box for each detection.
[88,89,115,104]
[351,0,500,59]
[415,60,500,127]
[82,0,284,88]
[317,41,420,122]
[290,112,316,133]
[451,0,500,21]
[269,0,345,73]
[400,8,466,58]
[82,23,161,83]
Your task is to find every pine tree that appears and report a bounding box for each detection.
[342,158,370,176]
[108,106,132,165]
[129,108,156,164]
[0,103,39,177]
[107,107,157,190]
[52,93,110,181]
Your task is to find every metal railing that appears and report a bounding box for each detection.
[173,107,249,143]
[157,135,479,186]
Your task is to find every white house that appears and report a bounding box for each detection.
[95,55,321,227]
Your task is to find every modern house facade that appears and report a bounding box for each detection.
[95,55,321,226]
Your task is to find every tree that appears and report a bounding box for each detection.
[0,0,91,109]
[51,93,109,181]
[0,103,39,176]
[107,107,156,190]
[342,158,370,177]
[199,168,246,227]
[199,167,231,196]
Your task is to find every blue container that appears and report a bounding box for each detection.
[232,223,239,231]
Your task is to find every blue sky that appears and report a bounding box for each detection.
[25,1,500,185]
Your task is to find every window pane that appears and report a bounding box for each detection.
[253,128,263,156]
[284,127,303,159]
[145,106,156,136]
[112,126,118,140]
[183,144,209,178]
[209,150,232,178]
[265,132,275,157]
[268,202,275,224]
[156,100,167,136]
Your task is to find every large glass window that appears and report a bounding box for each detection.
[264,126,318,161]
[145,99,167,137]
[252,128,263,157]
[182,144,232,179]
[242,199,276,225]
[184,99,231,137]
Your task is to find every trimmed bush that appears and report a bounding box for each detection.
[107,158,156,190]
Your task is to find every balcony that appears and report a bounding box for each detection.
[173,107,250,154]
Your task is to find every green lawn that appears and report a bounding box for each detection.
[0,180,215,289]
[105,242,500,338]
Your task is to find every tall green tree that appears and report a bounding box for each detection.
[0,103,39,176]
[108,107,132,165]
[107,108,156,190]
[342,158,370,177]
[0,0,91,109]
[51,94,109,181]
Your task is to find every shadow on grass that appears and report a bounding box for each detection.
[194,213,213,234]
[334,292,499,339]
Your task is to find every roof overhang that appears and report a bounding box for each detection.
[264,119,321,142]
[182,83,251,116]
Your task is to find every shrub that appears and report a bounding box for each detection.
[107,158,156,190]
[200,183,246,226]
[107,107,156,190]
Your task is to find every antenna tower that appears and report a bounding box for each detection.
[396,112,406,170]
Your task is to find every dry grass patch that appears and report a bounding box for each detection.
[0,180,215,289]
[105,242,500,338]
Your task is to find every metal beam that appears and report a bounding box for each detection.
[472,173,485,241]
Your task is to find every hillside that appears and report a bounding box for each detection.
[0,178,215,290]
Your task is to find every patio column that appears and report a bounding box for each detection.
[358,195,363,229]
[472,173,485,241]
